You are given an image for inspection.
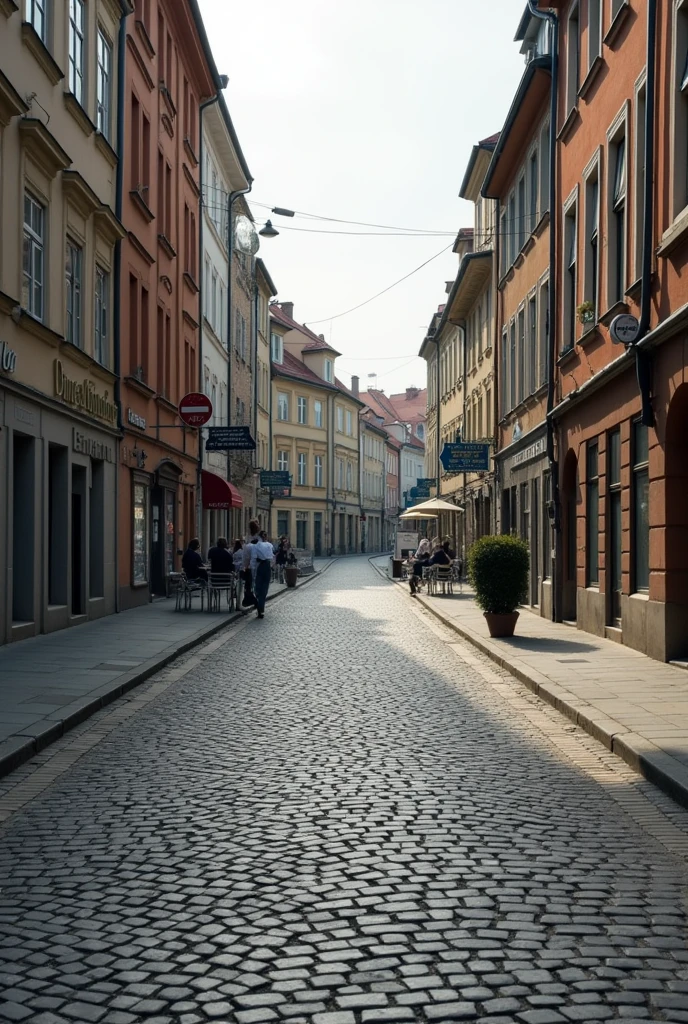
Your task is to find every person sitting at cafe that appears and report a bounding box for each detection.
[207,537,233,574]
[182,538,208,582]
[429,543,452,567]
[409,540,432,595]
[442,539,456,560]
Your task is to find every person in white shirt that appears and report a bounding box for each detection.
[241,519,260,609]
[249,531,274,618]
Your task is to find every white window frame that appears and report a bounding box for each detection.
[271,332,283,364]
[672,1,688,219]
[526,289,537,398]
[324,358,333,382]
[25,0,46,42]
[23,192,45,321]
[346,462,352,491]
[95,265,109,365]
[538,275,549,389]
[582,148,602,321]
[346,409,352,435]
[314,455,323,488]
[69,0,85,105]
[297,453,307,486]
[277,392,289,421]
[277,450,289,473]
[606,102,629,309]
[336,405,344,432]
[562,186,579,352]
[66,238,83,347]
[297,396,307,425]
[97,28,112,140]
[314,399,323,428]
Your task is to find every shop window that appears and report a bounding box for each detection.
[632,420,649,591]
[89,460,105,598]
[13,434,36,622]
[48,444,68,606]
[133,481,149,584]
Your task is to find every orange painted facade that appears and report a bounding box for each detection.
[118,0,218,607]
[550,0,688,661]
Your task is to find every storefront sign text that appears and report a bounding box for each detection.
[0,340,17,374]
[54,359,118,425]
[510,436,547,470]
[73,429,115,463]
[128,408,146,429]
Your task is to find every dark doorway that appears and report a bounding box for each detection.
[314,512,322,556]
[561,449,578,621]
[12,433,35,623]
[665,384,688,658]
[71,464,87,616]
[151,485,165,596]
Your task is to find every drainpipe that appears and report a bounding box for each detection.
[493,199,501,537]
[528,0,560,622]
[225,185,252,536]
[251,274,258,492]
[634,0,657,427]
[113,1,129,614]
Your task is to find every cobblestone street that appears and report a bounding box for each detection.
[1,558,688,1024]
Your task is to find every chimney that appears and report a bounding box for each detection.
[280,301,294,320]
[318,333,325,341]
[406,387,419,400]
[351,375,360,396]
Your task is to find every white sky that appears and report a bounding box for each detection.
[198,0,526,396]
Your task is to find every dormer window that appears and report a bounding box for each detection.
[271,332,283,364]
[324,358,333,382]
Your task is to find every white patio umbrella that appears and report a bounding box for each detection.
[400,497,464,518]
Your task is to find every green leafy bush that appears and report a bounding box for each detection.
[468,534,529,615]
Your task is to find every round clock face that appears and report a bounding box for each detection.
[234,215,260,256]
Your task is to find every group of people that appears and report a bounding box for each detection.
[408,535,461,595]
[182,522,295,619]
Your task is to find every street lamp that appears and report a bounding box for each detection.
[271,207,295,217]
[259,219,279,238]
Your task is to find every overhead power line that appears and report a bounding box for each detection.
[249,200,452,235]
[303,242,454,326]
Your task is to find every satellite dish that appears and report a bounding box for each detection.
[234,215,260,256]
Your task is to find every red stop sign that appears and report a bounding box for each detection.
[178,392,213,427]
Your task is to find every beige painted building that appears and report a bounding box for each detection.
[0,0,126,644]
[421,136,499,559]
[359,409,386,553]
[255,259,277,526]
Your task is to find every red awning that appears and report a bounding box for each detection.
[201,470,243,510]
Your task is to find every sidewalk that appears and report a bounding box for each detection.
[0,561,329,778]
[407,580,688,808]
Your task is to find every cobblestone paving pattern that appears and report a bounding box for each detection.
[1,557,688,1024]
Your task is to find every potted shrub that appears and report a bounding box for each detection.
[468,534,529,638]
[576,300,595,325]
[284,554,299,588]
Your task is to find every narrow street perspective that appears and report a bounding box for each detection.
[1,559,687,1024]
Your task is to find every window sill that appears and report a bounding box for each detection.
[557,345,578,368]
[0,0,19,16]
[534,210,550,238]
[125,374,156,398]
[157,233,177,259]
[657,204,688,257]
[604,1,632,49]
[129,188,155,223]
[598,300,629,326]
[94,130,117,166]
[160,81,177,119]
[135,18,155,59]
[557,105,580,144]
[63,92,95,137]
[577,323,602,348]
[578,54,605,101]
[183,271,199,294]
[625,277,642,301]
[184,137,199,167]
[16,308,63,348]
[21,22,64,85]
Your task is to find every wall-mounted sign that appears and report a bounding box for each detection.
[260,470,291,489]
[128,408,146,430]
[510,436,547,470]
[205,426,256,451]
[73,428,114,462]
[0,340,17,374]
[54,360,118,424]
[439,442,490,473]
[610,313,640,346]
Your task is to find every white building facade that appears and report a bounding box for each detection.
[200,100,250,551]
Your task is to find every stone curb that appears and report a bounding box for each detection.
[408,588,688,811]
[0,565,330,781]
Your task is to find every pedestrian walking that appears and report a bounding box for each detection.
[250,530,274,618]
[242,519,260,608]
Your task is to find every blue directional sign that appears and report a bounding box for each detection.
[439,442,490,473]
[205,426,256,451]
[410,486,430,499]
[416,478,435,488]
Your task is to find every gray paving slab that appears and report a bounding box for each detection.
[398,571,688,808]
[0,562,331,778]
